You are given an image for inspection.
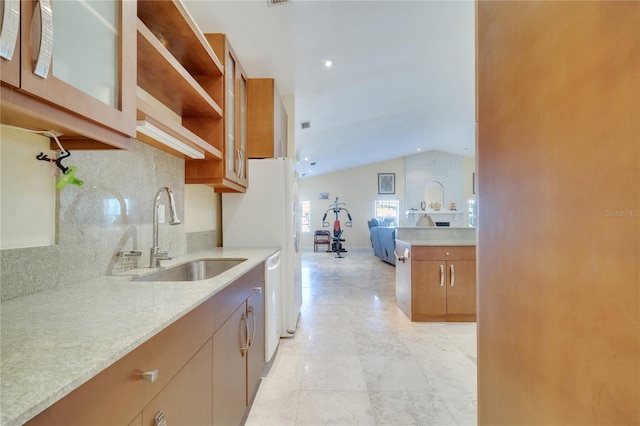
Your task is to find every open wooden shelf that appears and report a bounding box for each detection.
[137,0,223,77]
[137,20,222,118]
[137,96,222,160]
[135,0,227,159]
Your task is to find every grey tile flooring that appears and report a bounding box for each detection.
[245,249,477,426]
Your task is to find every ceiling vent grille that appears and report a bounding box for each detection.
[300,121,311,130]
[267,0,290,6]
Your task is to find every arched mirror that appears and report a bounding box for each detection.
[424,181,444,210]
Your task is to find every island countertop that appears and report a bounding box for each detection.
[395,226,476,246]
[395,238,477,246]
[0,247,278,426]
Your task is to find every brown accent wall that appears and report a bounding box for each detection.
[477,1,639,424]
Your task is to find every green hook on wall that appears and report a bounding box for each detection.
[36,151,84,190]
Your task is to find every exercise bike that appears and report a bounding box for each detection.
[322,197,353,258]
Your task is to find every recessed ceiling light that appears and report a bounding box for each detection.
[324,60,333,68]
[417,148,422,152]
[304,157,309,161]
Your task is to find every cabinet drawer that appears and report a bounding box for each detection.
[412,246,475,261]
[142,339,213,426]
[212,263,265,333]
[26,298,214,426]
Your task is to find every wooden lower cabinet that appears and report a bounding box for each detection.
[212,303,249,426]
[212,283,266,425]
[142,339,213,426]
[396,244,476,322]
[25,298,215,426]
[246,285,266,404]
[128,413,143,426]
[411,260,447,320]
[445,260,476,319]
[25,263,266,426]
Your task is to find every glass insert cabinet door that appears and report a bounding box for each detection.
[238,73,246,179]
[52,0,118,108]
[225,50,235,175]
[18,0,136,137]
[224,48,247,183]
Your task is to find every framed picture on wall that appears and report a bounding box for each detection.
[378,173,395,194]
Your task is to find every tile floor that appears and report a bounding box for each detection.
[245,248,477,426]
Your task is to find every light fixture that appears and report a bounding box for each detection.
[324,60,333,68]
[136,121,205,159]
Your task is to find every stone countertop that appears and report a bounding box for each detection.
[395,227,476,247]
[395,238,476,246]
[0,247,278,426]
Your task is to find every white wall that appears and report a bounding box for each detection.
[184,184,218,233]
[298,157,405,249]
[0,126,56,249]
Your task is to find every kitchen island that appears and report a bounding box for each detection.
[0,247,277,426]
[395,227,476,322]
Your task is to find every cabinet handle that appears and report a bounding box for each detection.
[234,149,239,177]
[394,248,410,263]
[253,286,263,294]
[31,0,54,78]
[0,0,19,60]
[141,369,159,383]
[240,313,249,356]
[154,410,168,426]
[440,264,445,286]
[235,149,244,178]
[450,264,455,287]
[247,305,256,347]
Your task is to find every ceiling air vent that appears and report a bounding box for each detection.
[300,121,311,130]
[267,0,290,5]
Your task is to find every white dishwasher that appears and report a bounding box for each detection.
[265,251,281,362]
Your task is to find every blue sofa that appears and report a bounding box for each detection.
[367,219,396,265]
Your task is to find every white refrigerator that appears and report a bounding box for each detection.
[222,158,302,361]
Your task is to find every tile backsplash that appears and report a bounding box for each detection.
[1,139,186,301]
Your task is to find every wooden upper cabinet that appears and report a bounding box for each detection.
[185,33,248,193]
[0,0,136,149]
[136,0,224,161]
[247,78,288,159]
[0,0,20,88]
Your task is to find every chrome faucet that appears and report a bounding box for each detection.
[150,187,181,267]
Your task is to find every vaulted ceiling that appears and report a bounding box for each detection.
[184,0,476,177]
